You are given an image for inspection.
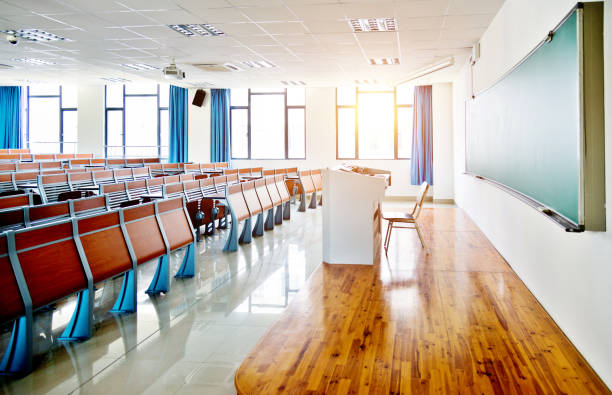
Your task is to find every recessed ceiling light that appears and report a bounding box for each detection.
[120,63,159,71]
[349,18,397,32]
[281,80,306,86]
[369,57,400,65]
[101,77,131,83]
[241,60,276,69]
[354,79,379,85]
[2,29,66,42]
[13,58,55,65]
[0,64,14,69]
[168,24,225,37]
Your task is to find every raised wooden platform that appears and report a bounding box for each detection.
[235,208,609,394]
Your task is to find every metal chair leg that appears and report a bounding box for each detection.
[384,221,393,253]
[414,221,426,249]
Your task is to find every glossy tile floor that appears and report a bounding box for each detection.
[0,202,323,395]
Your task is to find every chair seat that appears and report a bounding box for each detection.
[382,211,415,222]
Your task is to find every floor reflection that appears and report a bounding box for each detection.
[0,203,321,395]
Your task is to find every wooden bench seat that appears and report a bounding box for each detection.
[0,194,32,210]
[242,181,264,237]
[223,183,251,252]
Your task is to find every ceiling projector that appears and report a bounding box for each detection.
[163,60,185,80]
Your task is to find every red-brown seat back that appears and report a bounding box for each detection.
[33,154,54,161]
[40,161,62,170]
[132,167,150,180]
[227,174,238,184]
[0,233,24,323]
[75,154,94,159]
[263,169,274,177]
[123,203,166,264]
[16,163,39,172]
[146,177,164,193]
[71,195,109,216]
[214,162,228,169]
[227,184,250,221]
[163,175,180,184]
[28,201,70,224]
[0,194,30,210]
[113,168,133,182]
[163,183,184,199]
[299,171,315,193]
[224,169,238,176]
[156,198,193,251]
[0,163,16,173]
[93,170,114,184]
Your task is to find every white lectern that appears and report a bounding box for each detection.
[322,167,387,265]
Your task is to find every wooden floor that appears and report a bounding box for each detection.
[234,208,610,394]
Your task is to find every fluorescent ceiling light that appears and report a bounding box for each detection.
[281,80,306,86]
[396,57,454,84]
[2,29,66,42]
[349,18,397,33]
[101,77,131,83]
[120,63,159,71]
[241,60,276,69]
[354,79,379,85]
[168,24,225,37]
[369,57,400,66]
[13,58,55,65]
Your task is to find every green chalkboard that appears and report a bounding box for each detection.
[466,10,580,225]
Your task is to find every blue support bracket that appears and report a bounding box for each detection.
[252,213,264,237]
[59,289,92,341]
[146,255,170,294]
[265,209,275,231]
[0,316,32,375]
[175,243,195,278]
[111,270,136,313]
[239,217,252,244]
[223,211,239,252]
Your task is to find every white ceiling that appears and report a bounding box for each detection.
[0,0,504,88]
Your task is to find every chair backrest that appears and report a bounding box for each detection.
[212,176,227,194]
[148,163,164,175]
[238,168,252,176]
[55,154,75,160]
[179,173,195,182]
[126,179,148,200]
[146,177,164,194]
[132,167,151,180]
[13,220,87,311]
[122,202,167,264]
[287,167,298,177]
[254,178,273,211]
[265,176,282,206]
[69,195,110,217]
[16,162,39,172]
[13,171,39,187]
[200,163,215,171]
[274,175,290,203]
[37,174,71,203]
[93,170,114,185]
[0,154,19,161]
[311,169,323,191]
[0,233,25,323]
[40,161,62,171]
[125,158,144,166]
[0,173,15,192]
[227,183,250,221]
[299,171,315,193]
[214,162,228,169]
[263,169,274,177]
[0,149,8,154]
[412,182,429,219]
[113,168,133,182]
[162,183,184,199]
[100,182,129,209]
[68,172,95,188]
[224,169,238,176]
[184,163,202,174]
[0,163,17,173]
[275,168,288,176]
[200,177,217,196]
[242,181,262,216]
[77,211,132,284]
[28,201,71,226]
[106,158,125,168]
[0,193,31,210]
[156,197,194,251]
[65,168,85,174]
[19,154,33,161]
[227,174,239,185]
[0,207,26,232]
[90,158,106,166]
[143,157,160,164]
[41,169,64,175]
[33,154,54,161]
[183,180,204,202]
[251,167,263,177]
[12,149,30,154]
[163,175,180,184]
[75,153,94,159]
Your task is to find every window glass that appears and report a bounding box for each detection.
[106,85,123,108]
[397,107,413,158]
[231,109,249,158]
[125,96,158,157]
[396,84,414,105]
[286,88,305,106]
[230,88,249,107]
[288,108,305,158]
[61,85,77,108]
[29,97,60,153]
[337,87,356,106]
[125,83,158,95]
[106,110,123,157]
[159,84,169,108]
[160,109,169,155]
[250,94,285,159]
[29,85,59,96]
[337,108,355,158]
[62,110,78,153]
[358,92,394,159]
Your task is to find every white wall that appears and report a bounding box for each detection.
[76,85,104,157]
[187,88,211,162]
[453,0,612,387]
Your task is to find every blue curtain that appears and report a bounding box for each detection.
[0,86,22,149]
[410,85,433,185]
[210,89,231,163]
[169,85,189,163]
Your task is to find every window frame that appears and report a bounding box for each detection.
[230,88,306,160]
[335,87,413,160]
[26,86,77,153]
[104,84,168,158]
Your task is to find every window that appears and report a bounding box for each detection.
[230,88,306,159]
[336,85,414,159]
[104,83,169,158]
[26,85,77,153]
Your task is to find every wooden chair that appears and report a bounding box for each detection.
[106,158,125,169]
[113,168,133,183]
[146,177,164,195]
[40,161,62,171]
[32,154,54,161]
[224,169,238,176]
[143,157,160,164]
[0,207,26,232]
[383,182,429,253]
[68,172,96,191]
[265,176,283,225]
[126,179,149,201]
[131,167,151,180]
[69,195,110,217]
[55,154,75,160]
[274,174,292,220]
[184,163,202,174]
[148,163,164,177]
[238,168,252,180]
[311,169,323,206]
[214,162,228,169]
[0,173,17,195]
[179,173,195,182]
[28,200,71,226]
[254,178,275,231]
[13,171,39,188]
[15,163,39,172]
[92,170,115,185]
[125,158,144,167]
[37,174,73,203]
[89,158,106,167]
[74,153,94,159]
[223,183,251,252]
[0,163,17,173]
[242,181,264,237]
[100,182,138,209]
[163,175,180,184]
[0,194,32,210]
[200,177,227,234]
[155,197,196,278]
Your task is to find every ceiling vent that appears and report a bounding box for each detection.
[349,18,397,32]
[2,29,66,42]
[101,77,131,83]
[281,80,306,86]
[369,57,400,65]
[168,24,225,37]
[192,63,241,72]
[241,60,276,69]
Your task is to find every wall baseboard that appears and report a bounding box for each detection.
[383,196,455,205]
[433,198,455,204]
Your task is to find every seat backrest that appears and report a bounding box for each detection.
[179,173,195,182]
[265,176,282,206]
[106,158,125,168]
[77,211,133,284]
[28,200,70,226]
[148,163,164,175]
[113,168,133,182]
[287,167,298,177]
[200,177,217,196]
[70,195,110,217]
[38,174,71,203]
[212,176,227,193]
[184,163,202,174]
[68,159,90,168]
[227,183,250,221]
[40,161,62,170]
[16,162,39,172]
[183,180,204,201]
[41,169,64,175]
[93,170,115,185]
[274,168,288,176]
[90,158,106,166]
[143,158,160,164]
[200,163,215,171]
[299,171,315,193]
[0,173,15,192]
[68,172,95,188]
[412,182,429,219]
[0,233,25,323]
[132,167,151,180]
[75,153,94,159]
[0,163,16,173]
[251,167,263,177]
[224,169,238,176]
[0,208,26,232]
[65,168,85,174]
[125,158,143,166]
[14,219,87,310]
[242,181,262,216]
[274,175,290,203]
[0,154,19,161]
[238,168,252,176]
[122,202,167,264]
[100,182,129,209]
[163,175,180,184]
[254,178,273,211]
[0,194,31,210]
[126,179,148,200]
[227,174,239,184]
[311,169,323,191]
[214,162,228,169]
[146,177,164,194]
[162,182,184,199]
[33,154,54,161]
[55,154,75,160]
[13,171,39,186]
[156,197,194,251]
[263,169,274,177]
[0,149,9,154]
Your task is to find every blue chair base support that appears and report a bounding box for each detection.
[0,315,32,375]
[223,211,239,252]
[59,288,92,341]
[309,191,318,209]
[146,255,170,294]
[275,205,283,225]
[175,243,195,278]
[283,201,291,220]
[252,213,264,237]
[111,270,136,313]
[239,218,252,244]
[265,209,275,231]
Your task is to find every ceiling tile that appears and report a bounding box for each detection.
[447,0,505,15]
[443,14,494,29]
[258,22,308,35]
[399,16,445,31]
[303,20,352,34]
[174,0,231,8]
[241,6,298,22]
[0,1,29,16]
[4,0,76,14]
[48,13,111,30]
[341,3,396,19]
[214,22,266,36]
[395,0,451,18]
[185,7,250,23]
[114,0,182,11]
[3,14,72,29]
[97,11,159,26]
[141,10,204,24]
[288,4,346,21]
[233,34,277,46]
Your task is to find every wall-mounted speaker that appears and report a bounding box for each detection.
[192,89,206,107]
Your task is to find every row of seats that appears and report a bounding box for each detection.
[0,161,64,173]
[0,196,196,375]
[0,153,93,162]
[183,162,230,174]
[0,149,29,154]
